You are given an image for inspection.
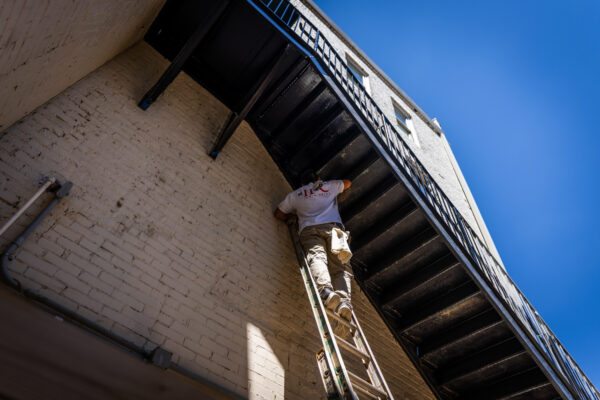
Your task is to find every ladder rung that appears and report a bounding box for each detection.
[353,383,383,400]
[347,370,388,399]
[287,221,393,400]
[336,336,371,363]
[325,308,357,331]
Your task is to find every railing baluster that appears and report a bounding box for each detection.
[287,8,296,25]
[255,2,600,397]
[280,2,290,20]
[381,113,392,148]
[299,19,307,40]
[273,0,284,16]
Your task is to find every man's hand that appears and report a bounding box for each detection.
[342,180,352,191]
[274,208,291,221]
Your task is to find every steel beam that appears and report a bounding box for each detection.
[392,282,481,333]
[289,103,343,154]
[341,175,397,223]
[138,0,231,110]
[344,151,379,181]
[352,201,419,252]
[267,81,327,143]
[311,126,361,175]
[437,337,525,385]
[365,227,439,281]
[209,44,291,159]
[379,254,461,309]
[458,368,550,400]
[420,308,502,357]
[256,58,310,120]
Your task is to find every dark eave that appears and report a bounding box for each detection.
[137,1,600,399]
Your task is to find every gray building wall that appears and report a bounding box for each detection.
[293,0,504,265]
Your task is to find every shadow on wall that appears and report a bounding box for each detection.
[0,41,329,399]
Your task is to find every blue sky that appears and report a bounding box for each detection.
[315,0,600,389]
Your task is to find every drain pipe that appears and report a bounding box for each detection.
[0,179,244,399]
[0,179,147,358]
[0,177,57,237]
[0,179,148,356]
[1,180,72,289]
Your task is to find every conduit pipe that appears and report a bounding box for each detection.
[0,178,152,358]
[1,180,72,289]
[0,176,57,238]
[0,179,244,399]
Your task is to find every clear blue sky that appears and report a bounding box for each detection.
[314,0,600,389]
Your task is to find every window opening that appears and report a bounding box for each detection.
[392,101,419,147]
[346,55,370,94]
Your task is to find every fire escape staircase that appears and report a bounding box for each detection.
[138,0,599,399]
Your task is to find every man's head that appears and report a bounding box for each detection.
[300,169,318,186]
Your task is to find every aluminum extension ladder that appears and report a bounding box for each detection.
[287,221,394,400]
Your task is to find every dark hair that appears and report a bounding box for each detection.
[300,169,317,185]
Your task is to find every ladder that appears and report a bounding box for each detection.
[287,221,394,400]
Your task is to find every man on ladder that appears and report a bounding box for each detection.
[274,170,353,337]
[275,170,394,399]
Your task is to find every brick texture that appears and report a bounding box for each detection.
[0,0,165,131]
[0,42,434,399]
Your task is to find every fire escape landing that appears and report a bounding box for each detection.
[138,1,599,399]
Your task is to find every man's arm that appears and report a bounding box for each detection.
[274,208,292,221]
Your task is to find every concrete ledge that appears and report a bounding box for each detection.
[0,287,240,400]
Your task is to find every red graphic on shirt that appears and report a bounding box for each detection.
[303,187,329,197]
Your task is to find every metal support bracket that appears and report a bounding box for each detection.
[150,347,173,369]
[138,0,231,110]
[209,43,291,159]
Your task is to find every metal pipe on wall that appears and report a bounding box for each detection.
[0,178,241,399]
[0,176,57,238]
[0,180,72,289]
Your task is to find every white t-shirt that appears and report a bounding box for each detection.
[278,180,345,232]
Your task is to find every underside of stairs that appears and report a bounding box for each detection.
[138,1,599,399]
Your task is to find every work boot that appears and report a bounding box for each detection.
[336,301,352,322]
[333,301,353,339]
[320,287,341,311]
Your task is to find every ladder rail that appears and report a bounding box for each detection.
[287,220,394,399]
[350,313,383,392]
[287,221,358,400]
[350,311,395,399]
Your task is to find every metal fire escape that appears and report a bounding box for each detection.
[138,0,600,398]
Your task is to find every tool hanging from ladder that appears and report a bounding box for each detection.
[287,221,394,400]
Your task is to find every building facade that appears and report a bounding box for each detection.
[0,1,596,399]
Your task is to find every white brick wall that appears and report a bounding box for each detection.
[0,0,165,131]
[0,42,434,399]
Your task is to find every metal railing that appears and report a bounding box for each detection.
[254,0,599,398]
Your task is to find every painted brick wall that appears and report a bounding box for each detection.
[0,42,434,399]
[0,0,165,131]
